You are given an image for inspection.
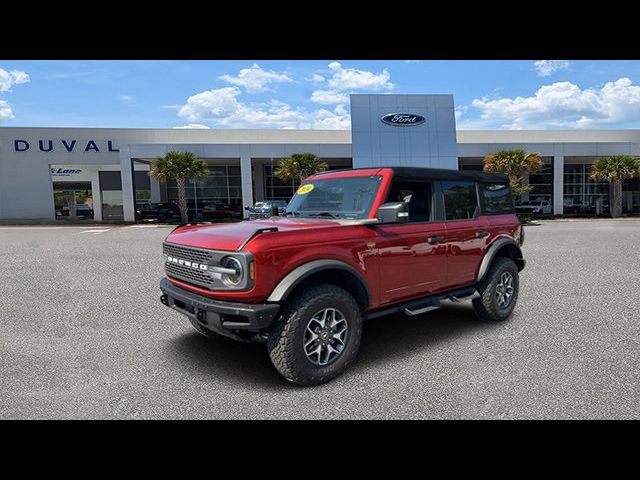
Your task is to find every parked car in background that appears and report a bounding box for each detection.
[55,206,69,217]
[137,202,181,222]
[515,200,552,215]
[201,203,243,221]
[246,200,288,219]
[75,204,94,217]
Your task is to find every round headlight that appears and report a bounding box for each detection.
[221,256,243,287]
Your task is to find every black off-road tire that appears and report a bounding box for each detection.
[188,317,221,339]
[473,257,519,322]
[267,283,362,386]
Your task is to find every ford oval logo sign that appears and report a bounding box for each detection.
[381,113,426,127]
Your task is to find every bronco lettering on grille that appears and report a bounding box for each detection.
[166,256,208,271]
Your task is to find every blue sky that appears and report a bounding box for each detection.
[1,60,640,130]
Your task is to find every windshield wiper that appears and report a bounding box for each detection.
[307,212,339,219]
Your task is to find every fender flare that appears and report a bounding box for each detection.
[476,238,525,283]
[266,259,371,305]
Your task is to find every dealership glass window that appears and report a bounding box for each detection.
[133,170,151,203]
[623,177,640,213]
[166,164,242,212]
[441,181,479,220]
[458,157,485,171]
[99,171,124,221]
[263,164,300,201]
[263,162,348,202]
[528,157,553,205]
[563,161,610,215]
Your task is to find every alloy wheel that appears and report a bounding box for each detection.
[303,308,348,366]
[495,271,515,309]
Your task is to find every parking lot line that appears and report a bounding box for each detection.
[74,229,111,234]
[123,225,161,229]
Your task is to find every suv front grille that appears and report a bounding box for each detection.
[163,242,215,289]
[163,243,214,264]
[164,262,213,289]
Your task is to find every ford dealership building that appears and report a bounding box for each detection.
[1,94,639,222]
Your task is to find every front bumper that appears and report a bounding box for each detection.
[160,278,280,339]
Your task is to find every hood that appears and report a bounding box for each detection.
[164,217,345,251]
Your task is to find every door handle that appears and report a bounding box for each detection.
[427,235,446,245]
[475,231,490,239]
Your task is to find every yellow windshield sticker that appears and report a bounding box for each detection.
[297,184,314,195]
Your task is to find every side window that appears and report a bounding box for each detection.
[385,179,431,223]
[481,183,514,215]
[441,181,479,220]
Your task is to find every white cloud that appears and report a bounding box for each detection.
[219,63,292,94]
[307,73,326,84]
[308,62,394,105]
[119,94,133,101]
[326,61,394,91]
[173,123,210,129]
[454,105,468,121]
[178,86,350,129]
[310,89,349,105]
[470,77,640,129]
[0,99,14,120]
[534,60,571,77]
[404,60,423,63]
[0,68,30,92]
[178,87,242,122]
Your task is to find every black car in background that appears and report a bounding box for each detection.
[201,203,243,221]
[137,202,181,221]
[75,205,94,217]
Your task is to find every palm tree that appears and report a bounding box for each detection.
[149,151,209,223]
[274,153,328,185]
[590,155,640,218]
[483,149,544,200]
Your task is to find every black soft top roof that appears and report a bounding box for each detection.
[315,166,509,183]
[389,167,509,184]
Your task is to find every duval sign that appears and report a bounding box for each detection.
[13,139,120,153]
[381,113,426,127]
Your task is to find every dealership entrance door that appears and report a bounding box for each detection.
[53,181,94,220]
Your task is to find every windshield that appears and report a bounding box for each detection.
[254,202,266,208]
[286,175,382,219]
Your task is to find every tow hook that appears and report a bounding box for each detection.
[196,310,208,323]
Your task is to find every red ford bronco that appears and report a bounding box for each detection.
[160,167,525,385]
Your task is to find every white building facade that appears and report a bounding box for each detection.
[1,94,639,222]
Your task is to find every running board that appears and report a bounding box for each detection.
[450,291,480,302]
[404,304,441,316]
[365,287,480,320]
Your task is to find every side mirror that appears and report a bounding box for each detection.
[376,202,409,224]
[244,205,251,211]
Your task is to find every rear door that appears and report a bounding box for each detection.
[437,180,488,288]
[373,177,448,305]
[478,181,520,246]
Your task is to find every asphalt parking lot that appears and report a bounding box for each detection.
[1,220,639,419]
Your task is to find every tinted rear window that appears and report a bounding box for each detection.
[442,181,479,220]
[481,183,513,214]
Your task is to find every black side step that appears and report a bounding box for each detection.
[364,287,479,320]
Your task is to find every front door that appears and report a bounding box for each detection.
[373,178,448,306]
